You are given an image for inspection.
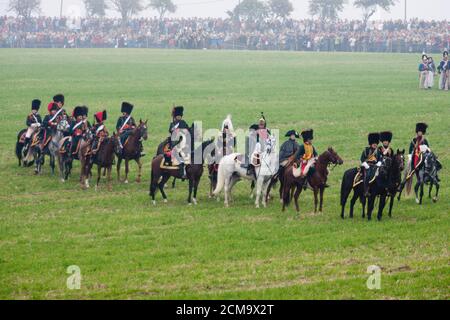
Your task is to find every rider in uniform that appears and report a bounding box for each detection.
[42,103,59,143]
[116,102,139,155]
[23,99,42,155]
[168,106,190,178]
[69,106,89,159]
[361,132,382,197]
[378,131,393,159]
[294,129,318,188]
[279,130,300,179]
[91,110,108,159]
[409,123,430,174]
[247,113,271,177]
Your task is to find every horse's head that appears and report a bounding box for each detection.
[395,149,405,172]
[326,147,344,165]
[138,119,148,141]
[424,151,435,171]
[57,118,70,132]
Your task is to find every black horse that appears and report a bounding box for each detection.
[341,149,404,220]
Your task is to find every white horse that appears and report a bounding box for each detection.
[213,136,278,208]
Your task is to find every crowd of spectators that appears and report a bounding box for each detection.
[0,16,448,53]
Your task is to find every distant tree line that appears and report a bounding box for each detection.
[7,0,398,25]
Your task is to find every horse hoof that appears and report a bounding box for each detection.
[136,179,141,184]
[255,204,260,209]
[432,197,438,203]
[415,198,420,204]
[124,180,129,184]
[163,199,168,203]
[152,200,156,206]
[193,199,198,205]
[263,203,267,208]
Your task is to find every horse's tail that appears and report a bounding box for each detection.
[282,183,291,206]
[265,173,279,202]
[405,175,413,196]
[213,163,226,196]
[341,168,357,206]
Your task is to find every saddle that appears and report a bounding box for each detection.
[353,167,378,188]
[160,157,179,170]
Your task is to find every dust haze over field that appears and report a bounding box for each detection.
[0,49,449,299]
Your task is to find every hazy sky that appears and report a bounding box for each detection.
[0,0,449,20]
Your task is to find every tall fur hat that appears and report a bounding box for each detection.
[53,94,65,105]
[172,106,184,118]
[31,99,41,111]
[121,102,133,114]
[73,106,84,118]
[416,123,428,134]
[368,132,380,145]
[380,131,393,142]
[95,110,107,123]
[81,106,88,117]
[301,129,314,141]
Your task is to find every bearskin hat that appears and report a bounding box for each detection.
[73,106,84,118]
[121,102,134,114]
[380,131,393,143]
[301,129,314,142]
[31,99,41,111]
[81,106,88,117]
[249,124,259,131]
[368,132,380,145]
[285,130,299,138]
[95,110,107,123]
[416,122,428,134]
[172,106,184,118]
[53,94,65,105]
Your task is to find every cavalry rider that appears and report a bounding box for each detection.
[378,131,393,160]
[217,114,236,161]
[438,50,449,90]
[42,103,59,142]
[69,106,89,158]
[82,106,92,131]
[360,132,382,197]
[23,99,43,155]
[116,102,142,156]
[408,123,430,175]
[47,94,66,117]
[294,129,318,179]
[247,113,271,176]
[91,110,108,158]
[168,106,190,178]
[279,130,299,178]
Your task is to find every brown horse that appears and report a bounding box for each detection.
[307,147,343,212]
[150,139,215,205]
[88,134,117,191]
[116,120,148,184]
[77,138,92,190]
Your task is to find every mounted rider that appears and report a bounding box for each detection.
[23,99,43,155]
[361,132,382,197]
[247,112,271,177]
[378,131,393,160]
[407,123,430,178]
[91,110,108,158]
[168,106,190,178]
[116,102,143,156]
[278,130,299,179]
[68,106,89,159]
[294,129,318,177]
[41,102,60,142]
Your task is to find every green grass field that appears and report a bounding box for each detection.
[0,49,448,299]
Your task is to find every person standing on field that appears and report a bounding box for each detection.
[418,54,429,89]
[426,56,436,89]
[438,51,449,90]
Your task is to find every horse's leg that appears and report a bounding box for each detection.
[279,178,284,204]
[224,177,230,208]
[434,182,439,202]
[107,166,112,191]
[294,186,302,213]
[150,173,159,205]
[428,183,433,199]
[361,195,366,219]
[319,187,324,213]
[187,179,193,204]
[377,194,386,221]
[96,165,101,191]
[50,154,55,175]
[193,178,199,205]
[124,159,129,184]
[388,193,395,218]
[116,157,122,182]
[367,195,375,221]
[261,178,271,208]
[313,188,318,213]
[135,158,142,183]
[172,177,176,189]
[255,178,262,208]
[349,190,359,219]
[158,175,170,203]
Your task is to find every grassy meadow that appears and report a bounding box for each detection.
[0,49,448,299]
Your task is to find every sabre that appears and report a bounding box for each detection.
[119,115,131,132]
[49,108,63,122]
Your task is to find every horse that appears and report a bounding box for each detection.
[46,118,70,179]
[365,150,407,221]
[150,139,215,205]
[307,148,343,213]
[340,149,404,220]
[280,161,306,213]
[88,133,118,191]
[115,120,148,184]
[156,137,179,189]
[22,132,43,174]
[398,151,441,204]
